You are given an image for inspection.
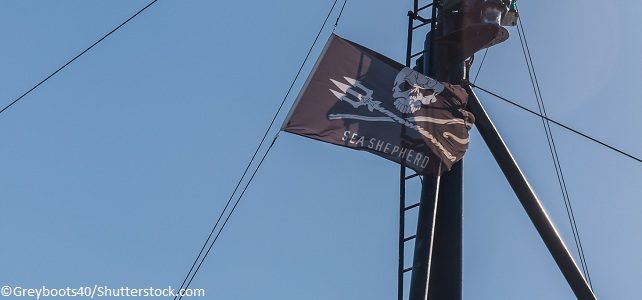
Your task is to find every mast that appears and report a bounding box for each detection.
[402,1,466,299]
[466,87,597,299]
[408,1,465,299]
[400,1,597,299]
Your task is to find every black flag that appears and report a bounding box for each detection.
[282,34,474,175]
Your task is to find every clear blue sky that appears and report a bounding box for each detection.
[1,1,641,299]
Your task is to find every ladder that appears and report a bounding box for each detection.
[398,1,438,300]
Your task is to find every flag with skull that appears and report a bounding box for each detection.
[282,34,474,175]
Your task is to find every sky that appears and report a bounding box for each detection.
[1,0,641,299]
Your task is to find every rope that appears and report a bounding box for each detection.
[516,16,592,286]
[473,48,489,84]
[177,136,279,300]
[333,0,348,32]
[468,82,642,165]
[0,0,158,116]
[173,1,345,298]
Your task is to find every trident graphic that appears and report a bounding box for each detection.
[328,77,458,162]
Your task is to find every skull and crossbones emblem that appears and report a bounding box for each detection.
[392,67,445,114]
[327,69,464,162]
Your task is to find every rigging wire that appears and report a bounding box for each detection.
[516,17,592,286]
[473,48,489,84]
[467,16,596,283]
[467,82,642,165]
[333,0,348,32]
[177,135,279,300]
[0,0,158,116]
[173,1,348,298]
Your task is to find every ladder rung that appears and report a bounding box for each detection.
[411,50,427,58]
[417,3,433,12]
[403,235,417,242]
[405,173,421,180]
[413,21,431,30]
[412,15,432,25]
[404,202,420,211]
[403,267,413,273]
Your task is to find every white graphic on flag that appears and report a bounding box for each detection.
[327,70,469,162]
[392,67,445,113]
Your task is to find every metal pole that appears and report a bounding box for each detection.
[427,162,463,299]
[408,176,441,300]
[399,10,415,300]
[399,169,407,300]
[399,160,407,300]
[409,2,464,299]
[408,3,442,299]
[466,86,597,300]
[425,6,466,299]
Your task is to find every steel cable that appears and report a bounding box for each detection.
[173,1,348,298]
[0,0,159,116]
[516,16,593,286]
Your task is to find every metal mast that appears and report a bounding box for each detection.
[400,2,463,299]
[399,1,597,299]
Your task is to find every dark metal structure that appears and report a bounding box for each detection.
[399,5,438,300]
[466,87,597,299]
[398,1,597,299]
[400,2,465,299]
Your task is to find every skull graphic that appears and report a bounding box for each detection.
[392,67,445,114]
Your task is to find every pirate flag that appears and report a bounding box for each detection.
[282,34,474,175]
